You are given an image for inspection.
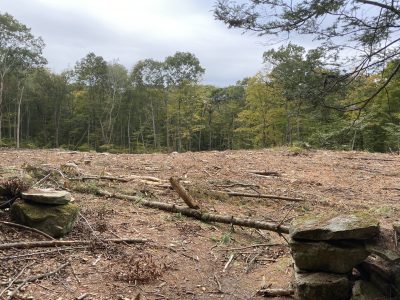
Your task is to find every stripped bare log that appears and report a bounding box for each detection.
[0,238,147,250]
[170,176,200,209]
[257,288,294,297]
[214,191,305,202]
[0,221,55,240]
[97,190,290,234]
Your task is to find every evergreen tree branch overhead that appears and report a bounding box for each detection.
[214,0,400,110]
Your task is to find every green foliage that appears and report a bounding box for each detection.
[1,12,399,154]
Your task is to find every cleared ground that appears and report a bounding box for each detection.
[0,148,399,299]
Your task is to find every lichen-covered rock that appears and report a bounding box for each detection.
[295,272,351,300]
[11,200,79,238]
[351,280,388,300]
[22,189,71,205]
[290,213,379,241]
[291,239,369,273]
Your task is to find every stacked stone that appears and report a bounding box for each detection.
[289,214,379,300]
[11,189,79,238]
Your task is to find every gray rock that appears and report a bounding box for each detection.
[295,272,351,300]
[11,200,79,238]
[290,213,379,241]
[291,239,369,273]
[351,280,389,300]
[365,243,400,263]
[356,257,397,297]
[22,189,71,205]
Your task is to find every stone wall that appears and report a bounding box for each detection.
[289,214,399,300]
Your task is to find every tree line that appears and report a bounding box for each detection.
[1,12,399,153]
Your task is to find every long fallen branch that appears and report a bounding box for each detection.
[97,189,290,234]
[0,221,55,240]
[0,238,147,250]
[215,191,305,203]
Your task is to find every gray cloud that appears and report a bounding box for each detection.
[1,0,267,86]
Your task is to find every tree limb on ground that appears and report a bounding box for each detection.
[97,189,290,234]
[169,176,200,209]
[0,238,147,250]
[213,191,305,202]
[257,288,294,297]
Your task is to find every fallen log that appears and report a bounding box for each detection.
[0,238,147,250]
[169,176,200,209]
[214,191,305,203]
[257,288,294,297]
[250,171,280,177]
[97,190,290,234]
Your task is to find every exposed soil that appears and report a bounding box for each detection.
[0,147,399,300]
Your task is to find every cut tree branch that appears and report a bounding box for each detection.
[169,176,200,209]
[97,189,290,234]
[257,288,294,297]
[216,191,305,203]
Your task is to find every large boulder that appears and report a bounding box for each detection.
[291,239,369,274]
[290,213,379,241]
[11,200,79,238]
[22,189,71,205]
[295,272,351,300]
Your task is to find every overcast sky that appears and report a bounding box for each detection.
[1,0,278,86]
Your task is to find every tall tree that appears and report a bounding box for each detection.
[0,12,46,142]
[214,0,400,110]
[74,52,108,149]
[131,59,164,148]
[164,52,205,151]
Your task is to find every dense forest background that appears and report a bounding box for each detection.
[1,12,399,153]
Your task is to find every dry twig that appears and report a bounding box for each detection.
[0,221,55,240]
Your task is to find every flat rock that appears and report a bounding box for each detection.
[295,272,351,300]
[22,189,71,205]
[291,239,369,274]
[290,213,379,241]
[11,200,79,238]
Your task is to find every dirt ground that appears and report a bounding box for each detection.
[0,147,399,300]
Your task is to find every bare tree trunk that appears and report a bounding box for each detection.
[177,98,182,152]
[127,111,131,153]
[164,91,170,151]
[150,98,157,148]
[16,83,25,148]
[0,75,4,142]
